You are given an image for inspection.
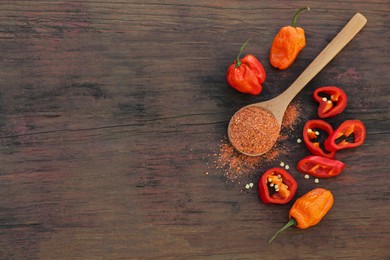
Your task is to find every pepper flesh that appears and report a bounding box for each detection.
[297,155,345,178]
[258,167,297,204]
[270,7,310,70]
[226,40,266,95]
[313,86,348,118]
[325,120,366,151]
[303,120,335,159]
[269,188,334,243]
[289,188,334,229]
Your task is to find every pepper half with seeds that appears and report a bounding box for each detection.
[303,119,335,159]
[325,119,366,151]
[313,86,348,118]
[258,167,298,204]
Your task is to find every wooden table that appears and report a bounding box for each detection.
[1,1,389,259]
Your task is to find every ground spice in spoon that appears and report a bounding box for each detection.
[228,106,280,155]
[209,102,302,182]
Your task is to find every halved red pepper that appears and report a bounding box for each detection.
[258,167,298,204]
[226,40,266,95]
[303,120,335,159]
[297,155,346,178]
[325,120,366,151]
[313,86,348,118]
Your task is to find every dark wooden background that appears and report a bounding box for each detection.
[0,1,389,259]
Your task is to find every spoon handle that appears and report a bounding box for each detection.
[280,12,367,103]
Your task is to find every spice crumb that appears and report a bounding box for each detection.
[285,165,290,170]
[280,161,285,167]
[297,138,302,143]
[304,174,310,179]
[249,183,254,188]
[315,178,320,183]
[245,184,250,189]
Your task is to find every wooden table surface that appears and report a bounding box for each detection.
[0,1,389,259]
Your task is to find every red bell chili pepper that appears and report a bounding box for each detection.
[258,167,297,204]
[297,155,346,178]
[313,86,348,118]
[303,120,335,159]
[325,120,366,151]
[226,40,266,95]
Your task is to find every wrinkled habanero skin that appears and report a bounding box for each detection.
[270,26,306,70]
[289,188,334,229]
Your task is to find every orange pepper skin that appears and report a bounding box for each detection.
[289,188,334,229]
[269,7,309,70]
[270,26,306,70]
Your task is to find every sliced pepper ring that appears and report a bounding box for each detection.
[303,119,335,159]
[313,86,348,118]
[297,155,346,178]
[325,119,366,151]
[258,167,298,204]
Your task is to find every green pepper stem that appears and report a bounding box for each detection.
[235,39,250,68]
[292,7,310,27]
[269,218,297,244]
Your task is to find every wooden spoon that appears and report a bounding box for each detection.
[228,12,367,156]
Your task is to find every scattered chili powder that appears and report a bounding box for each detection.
[282,101,301,131]
[228,106,280,155]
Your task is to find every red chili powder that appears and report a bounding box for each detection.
[282,102,301,131]
[228,106,280,155]
[211,102,302,181]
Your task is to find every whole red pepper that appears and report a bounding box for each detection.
[226,40,266,95]
[258,167,297,204]
[303,120,335,159]
[313,86,348,118]
[297,155,346,178]
[325,120,366,151]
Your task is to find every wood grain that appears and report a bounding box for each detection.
[0,1,389,259]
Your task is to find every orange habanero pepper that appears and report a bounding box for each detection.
[269,188,334,243]
[270,7,310,70]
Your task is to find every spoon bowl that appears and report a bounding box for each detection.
[228,13,367,156]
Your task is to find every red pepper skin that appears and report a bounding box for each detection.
[297,156,346,178]
[303,120,335,159]
[226,54,266,95]
[313,86,348,118]
[325,120,366,151]
[258,167,298,204]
